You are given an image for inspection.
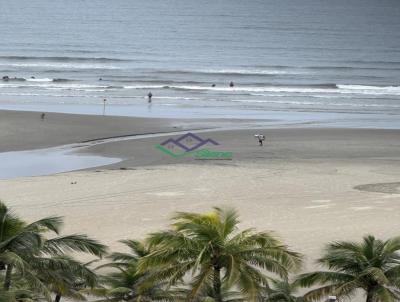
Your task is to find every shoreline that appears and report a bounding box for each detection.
[2,103,400,130]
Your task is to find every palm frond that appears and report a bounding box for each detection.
[42,234,107,257]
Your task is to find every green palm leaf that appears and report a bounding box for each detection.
[297,235,400,302]
[140,207,302,302]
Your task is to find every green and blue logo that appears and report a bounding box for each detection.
[155,133,232,160]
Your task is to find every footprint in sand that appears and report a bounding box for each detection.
[354,182,400,194]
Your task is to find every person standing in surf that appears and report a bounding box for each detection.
[148,91,153,103]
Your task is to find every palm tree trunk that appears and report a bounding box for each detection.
[54,293,62,302]
[366,289,374,302]
[213,265,222,302]
[4,263,13,290]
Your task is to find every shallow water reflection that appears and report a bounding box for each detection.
[0,147,121,179]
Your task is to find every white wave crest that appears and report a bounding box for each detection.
[337,85,400,95]
[169,84,400,96]
[0,62,121,70]
[195,68,302,75]
[26,78,53,82]
[123,85,165,89]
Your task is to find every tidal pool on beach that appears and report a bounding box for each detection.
[0,128,219,179]
[0,145,121,180]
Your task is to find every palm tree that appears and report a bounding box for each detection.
[95,239,173,302]
[139,207,302,302]
[265,278,304,302]
[0,287,38,302]
[173,284,245,302]
[36,257,99,302]
[296,235,400,302]
[0,201,62,295]
[0,201,107,301]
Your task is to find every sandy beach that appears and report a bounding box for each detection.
[0,110,399,264]
[2,1,399,300]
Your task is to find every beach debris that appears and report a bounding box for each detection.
[70,181,77,184]
[254,134,265,146]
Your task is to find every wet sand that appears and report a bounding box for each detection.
[0,109,214,152]
[81,127,400,168]
[0,110,400,301]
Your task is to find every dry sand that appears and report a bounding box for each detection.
[0,110,400,301]
[1,161,399,265]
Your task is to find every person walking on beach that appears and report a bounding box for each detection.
[41,113,45,121]
[255,134,265,146]
[229,81,234,87]
[148,91,153,103]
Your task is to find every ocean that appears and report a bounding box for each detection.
[0,0,399,127]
